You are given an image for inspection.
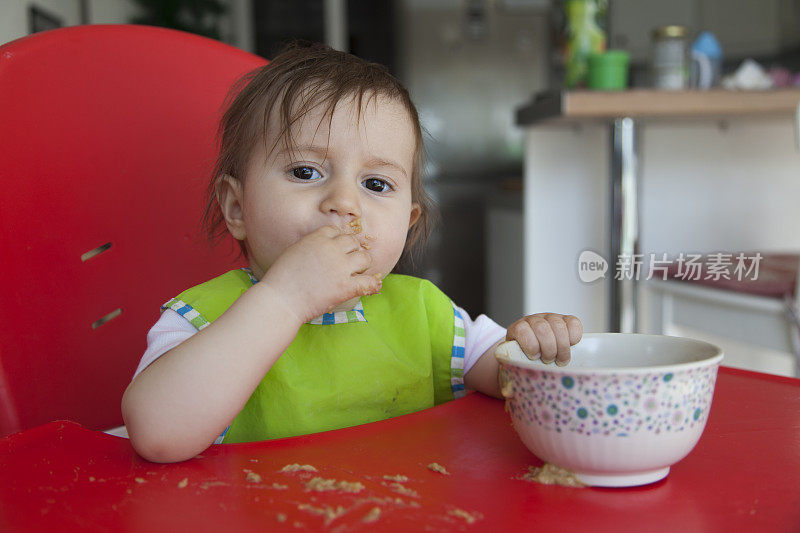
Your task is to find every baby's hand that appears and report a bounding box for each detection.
[260,225,379,324]
[506,313,583,366]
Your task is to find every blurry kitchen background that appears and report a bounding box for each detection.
[3,0,799,373]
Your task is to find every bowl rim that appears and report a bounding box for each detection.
[495,333,724,375]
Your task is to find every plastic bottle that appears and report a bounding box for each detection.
[691,31,723,89]
[563,0,607,89]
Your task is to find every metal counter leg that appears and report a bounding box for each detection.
[609,117,640,333]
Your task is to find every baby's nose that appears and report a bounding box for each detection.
[320,182,361,218]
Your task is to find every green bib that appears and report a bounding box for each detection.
[162,270,464,442]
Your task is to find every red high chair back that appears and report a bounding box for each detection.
[0,25,265,438]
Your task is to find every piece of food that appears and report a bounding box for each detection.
[348,218,362,234]
[427,462,450,475]
[280,463,318,473]
[362,507,381,523]
[521,464,586,487]
[383,482,419,498]
[199,481,229,489]
[297,503,348,526]
[448,508,483,524]
[305,477,364,493]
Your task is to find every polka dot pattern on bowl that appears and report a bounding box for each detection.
[503,366,719,438]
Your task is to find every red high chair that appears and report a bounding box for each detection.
[0,25,265,438]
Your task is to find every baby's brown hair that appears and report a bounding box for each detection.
[202,41,432,263]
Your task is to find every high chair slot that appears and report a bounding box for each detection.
[91,308,122,330]
[81,242,113,262]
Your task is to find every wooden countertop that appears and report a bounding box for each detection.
[516,88,800,125]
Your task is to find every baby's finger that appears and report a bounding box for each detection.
[334,233,362,254]
[352,272,381,296]
[347,249,372,274]
[544,315,572,366]
[506,320,541,361]
[530,317,558,364]
[563,315,583,345]
[317,225,342,238]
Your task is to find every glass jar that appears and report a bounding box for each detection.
[651,25,689,90]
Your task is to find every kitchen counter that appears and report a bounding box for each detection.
[517,88,800,124]
[513,88,800,334]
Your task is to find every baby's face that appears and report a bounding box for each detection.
[239,94,419,282]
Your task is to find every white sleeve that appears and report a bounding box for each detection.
[132,309,198,380]
[456,304,506,376]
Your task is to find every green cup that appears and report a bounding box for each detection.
[587,50,630,91]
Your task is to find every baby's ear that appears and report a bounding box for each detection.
[217,175,246,241]
[408,202,421,229]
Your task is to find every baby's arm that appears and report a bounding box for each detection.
[464,313,583,399]
[122,226,379,463]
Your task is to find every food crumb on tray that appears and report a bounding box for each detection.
[362,506,381,523]
[382,474,409,483]
[427,462,450,475]
[245,471,262,483]
[521,464,586,487]
[280,463,318,473]
[297,503,348,525]
[447,508,483,524]
[177,478,188,489]
[383,482,420,498]
[199,481,229,490]
[305,476,365,493]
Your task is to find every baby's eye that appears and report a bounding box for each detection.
[363,177,392,193]
[291,166,322,181]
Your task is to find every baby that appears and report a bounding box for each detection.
[122,43,582,463]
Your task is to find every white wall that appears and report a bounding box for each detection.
[1,0,255,53]
[639,118,800,256]
[86,0,140,25]
[1,0,83,45]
